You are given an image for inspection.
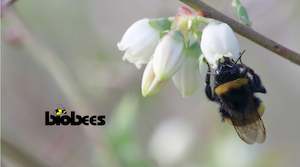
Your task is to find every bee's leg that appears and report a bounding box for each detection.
[247,68,266,93]
[205,82,215,101]
[205,65,217,101]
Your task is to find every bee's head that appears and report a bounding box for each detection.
[215,58,247,84]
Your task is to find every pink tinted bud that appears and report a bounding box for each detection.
[176,6,194,17]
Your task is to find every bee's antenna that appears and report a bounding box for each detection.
[235,50,246,64]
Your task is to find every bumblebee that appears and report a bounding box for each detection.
[205,57,267,144]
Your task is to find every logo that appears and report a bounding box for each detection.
[45,107,106,126]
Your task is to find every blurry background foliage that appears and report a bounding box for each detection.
[2,0,300,167]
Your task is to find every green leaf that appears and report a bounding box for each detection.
[237,5,251,26]
[232,0,251,26]
[149,18,172,33]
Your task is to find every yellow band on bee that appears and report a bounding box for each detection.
[215,78,248,96]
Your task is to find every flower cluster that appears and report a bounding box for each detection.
[118,7,240,97]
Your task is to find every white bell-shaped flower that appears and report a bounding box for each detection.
[118,18,160,69]
[153,31,184,80]
[141,60,166,97]
[172,54,200,97]
[200,22,240,68]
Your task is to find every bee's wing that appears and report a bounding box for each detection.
[232,116,266,144]
[228,107,266,144]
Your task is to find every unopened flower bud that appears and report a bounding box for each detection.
[141,61,165,97]
[153,31,184,81]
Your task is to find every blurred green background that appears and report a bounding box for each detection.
[2,0,300,167]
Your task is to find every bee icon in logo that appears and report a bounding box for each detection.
[55,107,67,117]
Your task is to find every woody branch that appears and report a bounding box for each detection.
[180,0,300,66]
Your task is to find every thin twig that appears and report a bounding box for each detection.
[180,0,300,66]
